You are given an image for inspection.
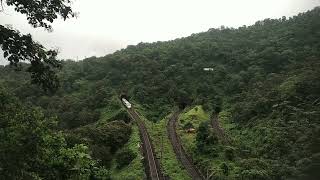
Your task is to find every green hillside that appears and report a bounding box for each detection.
[1,7,319,180]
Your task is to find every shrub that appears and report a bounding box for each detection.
[116,148,136,169]
[183,122,194,130]
[225,146,235,161]
[220,162,229,176]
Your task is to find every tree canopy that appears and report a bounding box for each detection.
[0,0,75,91]
[1,6,319,180]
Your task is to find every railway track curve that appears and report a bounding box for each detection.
[167,110,204,180]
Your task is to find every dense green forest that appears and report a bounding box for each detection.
[1,7,320,180]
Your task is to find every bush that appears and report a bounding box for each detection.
[116,148,136,169]
[183,122,194,130]
[239,169,270,180]
[196,121,219,153]
[220,162,229,176]
[110,109,131,123]
[225,146,235,161]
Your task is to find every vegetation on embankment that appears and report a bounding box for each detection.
[177,106,248,179]
[1,7,320,179]
[177,105,208,153]
[133,104,191,180]
[177,106,232,179]
[110,125,146,179]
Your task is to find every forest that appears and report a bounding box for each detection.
[0,3,319,180]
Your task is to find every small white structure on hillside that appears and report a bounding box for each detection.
[203,68,214,71]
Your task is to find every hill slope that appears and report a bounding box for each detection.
[1,7,319,180]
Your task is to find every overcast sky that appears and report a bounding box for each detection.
[1,0,320,64]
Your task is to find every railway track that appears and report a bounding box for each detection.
[126,107,165,180]
[167,110,204,180]
[211,113,230,145]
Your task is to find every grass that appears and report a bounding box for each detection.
[99,107,123,122]
[177,105,210,153]
[134,107,191,180]
[110,125,146,180]
[180,105,210,124]
[177,105,239,179]
[98,96,125,124]
[97,97,145,179]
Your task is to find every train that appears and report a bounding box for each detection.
[122,98,132,109]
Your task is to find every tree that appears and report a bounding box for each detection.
[0,0,76,91]
[196,121,219,154]
[0,88,109,179]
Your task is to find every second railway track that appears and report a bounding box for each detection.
[167,110,204,180]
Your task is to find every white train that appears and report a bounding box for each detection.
[122,98,132,109]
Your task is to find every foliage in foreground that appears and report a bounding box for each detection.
[0,88,109,179]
